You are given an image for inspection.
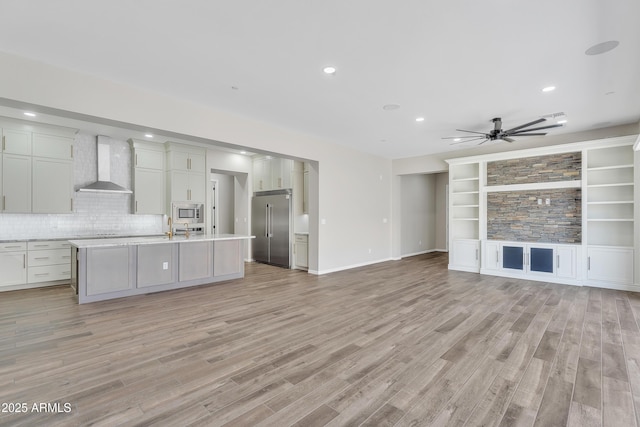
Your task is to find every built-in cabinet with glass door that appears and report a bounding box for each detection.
[447,135,638,291]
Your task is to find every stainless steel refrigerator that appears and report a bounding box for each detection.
[252,189,292,268]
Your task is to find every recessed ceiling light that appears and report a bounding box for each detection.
[416,117,425,122]
[585,40,619,56]
[557,120,568,124]
[323,66,336,75]
[23,112,36,117]
[382,104,400,111]
[240,151,247,155]
[454,138,461,142]
[144,134,153,138]
[542,86,556,92]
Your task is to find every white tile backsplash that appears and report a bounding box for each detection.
[0,132,163,240]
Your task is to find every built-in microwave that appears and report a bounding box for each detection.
[172,203,204,224]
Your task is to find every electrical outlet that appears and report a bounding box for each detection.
[546,198,550,205]
[537,199,542,205]
[162,262,168,270]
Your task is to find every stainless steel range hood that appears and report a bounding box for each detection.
[77,136,132,194]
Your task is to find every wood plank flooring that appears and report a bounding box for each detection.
[1,252,639,426]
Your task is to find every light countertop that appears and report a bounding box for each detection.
[69,234,255,248]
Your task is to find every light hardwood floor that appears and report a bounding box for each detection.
[1,252,639,426]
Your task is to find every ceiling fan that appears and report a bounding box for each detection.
[443,117,564,145]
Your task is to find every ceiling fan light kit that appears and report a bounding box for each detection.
[444,117,564,145]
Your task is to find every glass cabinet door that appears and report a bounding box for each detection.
[530,247,554,273]
[503,245,524,271]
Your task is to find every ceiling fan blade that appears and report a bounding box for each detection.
[441,135,486,139]
[503,118,546,134]
[505,132,547,136]
[508,123,564,134]
[456,129,489,135]
[502,137,515,143]
[477,138,490,145]
[449,137,486,145]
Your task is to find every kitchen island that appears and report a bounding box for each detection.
[69,234,254,303]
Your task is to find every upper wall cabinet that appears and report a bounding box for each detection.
[130,139,166,215]
[253,156,293,192]
[1,124,75,213]
[165,142,206,205]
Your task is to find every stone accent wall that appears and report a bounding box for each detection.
[487,152,581,186]
[487,188,582,243]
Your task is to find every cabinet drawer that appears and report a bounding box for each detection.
[28,240,71,250]
[0,242,27,252]
[28,248,72,266]
[295,234,308,243]
[28,264,72,284]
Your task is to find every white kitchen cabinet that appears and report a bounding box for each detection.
[450,239,479,272]
[131,140,165,214]
[252,156,293,191]
[27,240,72,284]
[303,167,309,214]
[32,157,73,213]
[2,128,31,155]
[294,233,309,269]
[2,154,31,212]
[587,246,634,285]
[166,143,206,206]
[166,146,206,173]
[0,242,27,288]
[167,170,205,203]
[32,133,73,160]
[2,126,75,214]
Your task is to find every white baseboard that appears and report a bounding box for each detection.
[310,257,394,275]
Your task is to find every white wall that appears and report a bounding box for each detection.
[400,174,436,256]
[435,172,448,251]
[0,51,392,274]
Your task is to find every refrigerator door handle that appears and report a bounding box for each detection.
[268,205,274,237]
[265,204,270,237]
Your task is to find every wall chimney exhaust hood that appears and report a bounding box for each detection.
[77,135,132,194]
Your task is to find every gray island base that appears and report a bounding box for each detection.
[69,234,255,303]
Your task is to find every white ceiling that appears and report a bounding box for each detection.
[1,0,639,159]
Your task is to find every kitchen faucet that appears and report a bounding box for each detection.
[184,223,190,238]
[166,217,173,239]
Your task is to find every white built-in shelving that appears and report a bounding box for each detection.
[585,145,634,247]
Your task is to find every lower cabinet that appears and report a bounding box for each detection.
[137,244,175,287]
[450,239,480,272]
[587,246,634,285]
[86,246,134,295]
[179,241,212,281]
[214,240,243,277]
[27,240,72,284]
[481,240,579,283]
[294,233,309,269]
[0,242,27,287]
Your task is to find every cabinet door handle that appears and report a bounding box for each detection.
[71,145,74,159]
[34,257,50,260]
[556,255,560,269]
[496,251,499,266]
[23,254,26,268]
[5,245,22,249]
[2,135,5,151]
[587,256,591,271]
[136,200,138,212]
[2,195,5,210]
[35,273,50,277]
[475,249,478,260]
